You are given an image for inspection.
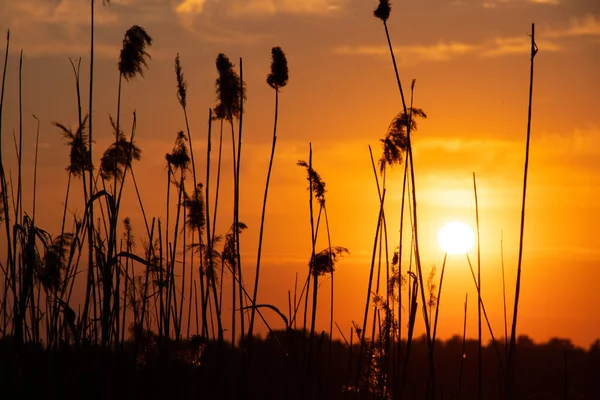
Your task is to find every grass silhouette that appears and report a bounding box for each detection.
[0,1,591,399]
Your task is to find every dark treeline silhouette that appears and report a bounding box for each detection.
[1,331,598,399]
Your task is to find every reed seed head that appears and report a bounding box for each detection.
[310,246,349,277]
[175,53,187,109]
[99,116,142,180]
[55,115,93,177]
[215,53,246,121]
[378,107,427,174]
[267,46,289,90]
[119,25,153,81]
[297,160,327,206]
[184,183,206,233]
[374,0,391,22]
[167,130,190,173]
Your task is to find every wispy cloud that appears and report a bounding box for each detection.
[0,0,166,57]
[481,0,560,6]
[176,0,207,16]
[174,0,342,43]
[174,0,346,16]
[334,35,560,64]
[482,36,560,57]
[226,0,346,16]
[4,1,118,30]
[334,42,477,65]
[544,14,600,38]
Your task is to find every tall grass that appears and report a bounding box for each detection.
[0,4,544,398]
[509,23,538,396]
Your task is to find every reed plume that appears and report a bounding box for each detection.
[100,117,142,180]
[54,115,92,177]
[267,47,289,90]
[184,183,206,234]
[378,108,426,174]
[373,0,391,22]
[175,54,187,109]
[310,246,348,277]
[166,131,190,174]
[215,54,246,121]
[119,25,153,81]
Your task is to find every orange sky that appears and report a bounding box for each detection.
[0,0,599,347]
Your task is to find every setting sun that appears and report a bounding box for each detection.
[438,221,475,254]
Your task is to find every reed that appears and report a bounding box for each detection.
[249,46,289,339]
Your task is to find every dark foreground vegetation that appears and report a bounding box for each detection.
[2,333,599,399]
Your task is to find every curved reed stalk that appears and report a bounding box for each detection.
[249,46,289,339]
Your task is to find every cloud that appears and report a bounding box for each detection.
[333,35,560,64]
[545,14,600,38]
[174,0,343,44]
[334,42,477,65]
[482,36,561,57]
[226,0,346,16]
[417,127,600,180]
[4,1,118,29]
[175,0,346,17]
[0,0,166,57]
[481,0,560,6]
[176,0,207,15]
[13,42,118,59]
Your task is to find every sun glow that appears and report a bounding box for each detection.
[438,221,475,254]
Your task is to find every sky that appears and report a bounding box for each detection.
[0,0,599,347]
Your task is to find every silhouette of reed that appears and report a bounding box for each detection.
[249,46,289,340]
[508,23,538,398]
[0,3,565,399]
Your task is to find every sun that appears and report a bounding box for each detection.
[438,221,475,254]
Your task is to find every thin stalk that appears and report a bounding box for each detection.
[235,58,245,352]
[501,231,508,359]
[324,206,334,358]
[179,174,187,340]
[121,240,130,347]
[171,176,185,339]
[165,164,172,337]
[432,253,447,343]
[457,293,468,399]
[204,109,222,342]
[355,189,386,393]
[138,218,156,337]
[474,172,482,400]
[466,253,506,377]
[186,219,194,339]
[308,145,317,346]
[0,32,14,336]
[158,220,165,339]
[16,50,23,228]
[210,119,223,242]
[249,84,279,339]
[31,115,40,223]
[202,108,212,339]
[232,250,236,347]
[509,24,537,393]
[81,0,97,344]
[194,279,199,335]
